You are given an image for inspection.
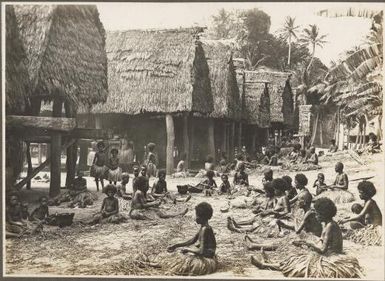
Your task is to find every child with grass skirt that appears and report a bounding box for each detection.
[107,148,122,185]
[339,181,382,245]
[250,198,363,278]
[91,141,108,191]
[158,202,217,276]
[315,162,354,204]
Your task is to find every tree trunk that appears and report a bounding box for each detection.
[183,113,190,170]
[251,126,257,155]
[230,122,235,159]
[335,108,340,148]
[306,45,316,72]
[50,99,62,198]
[221,122,227,158]
[165,114,175,175]
[287,35,292,67]
[310,111,319,146]
[65,102,77,189]
[26,142,32,190]
[347,127,350,149]
[208,119,216,163]
[38,144,42,165]
[78,114,93,170]
[189,119,195,165]
[237,122,242,149]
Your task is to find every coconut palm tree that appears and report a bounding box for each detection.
[278,16,300,67]
[300,24,328,72]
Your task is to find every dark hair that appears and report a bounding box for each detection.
[282,175,292,187]
[330,139,336,144]
[317,173,325,179]
[236,154,243,160]
[335,162,344,171]
[195,202,213,221]
[206,155,214,163]
[314,198,337,219]
[272,178,287,193]
[357,181,376,198]
[104,184,117,194]
[295,173,308,186]
[134,176,148,192]
[351,203,363,214]
[221,174,228,180]
[39,195,48,202]
[293,143,302,151]
[141,165,147,170]
[122,173,130,179]
[206,170,215,178]
[238,162,245,171]
[147,142,156,151]
[263,167,273,176]
[97,141,105,148]
[158,169,166,177]
[133,166,140,172]
[219,159,226,165]
[264,181,274,196]
[111,148,118,154]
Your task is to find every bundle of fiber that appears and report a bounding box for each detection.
[344,225,382,246]
[280,252,363,278]
[282,162,322,172]
[157,252,218,276]
[315,190,355,204]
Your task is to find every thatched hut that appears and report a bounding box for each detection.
[9,4,108,196]
[5,5,31,189]
[80,28,213,173]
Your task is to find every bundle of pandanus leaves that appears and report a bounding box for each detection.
[345,225,382,246]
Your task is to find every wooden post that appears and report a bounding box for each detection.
[26,142,32,190]
[189,118,195,164]
[65,102,78,189]
[183,113,190,170]
[50,99,62,198]
[237,122,242,148]
[221,122,227,157]
[208,119,216,163]
[251,126,257,155]
[38,143,42,165]
[95,115,102,129]
[165,114,175,175]
[230,121,235,159]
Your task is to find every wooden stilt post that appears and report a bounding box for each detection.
[183,113,190,170]
[222,122,227,158]
[166,114,175,175]
[38,143,42,165]
[50,99,62,198]
[189,118,195,166]
[238,121,242,149]
[208,119,216,163]
[230,121,235,159]
[26,142,32,190]
[65,102,77,189]
[251,126,257,155]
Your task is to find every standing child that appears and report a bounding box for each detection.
[132,166,140,195]
[146,143,158,178]
[313,173,327,195]
[163,202,217,276]
[91,141,108,191]
[107,148,122,185]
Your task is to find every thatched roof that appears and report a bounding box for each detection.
[252,68,294,126]
[201,39,241,120]
[244,71,270,127]
[5,5,31,115]
[89,28,213,115]
[14,5,108,107]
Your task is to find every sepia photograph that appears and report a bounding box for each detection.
[2,1,384,279]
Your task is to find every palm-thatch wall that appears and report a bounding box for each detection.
[14,4,108,107]
[89,28,213,115]
[252,68,294,127]
[244,71,270,128]
[200,39,241,120]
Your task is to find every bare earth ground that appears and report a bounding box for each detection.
[5,152,385,279]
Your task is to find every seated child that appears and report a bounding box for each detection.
[86,184,126,225]
[328,139,338,153]
[339,181,382,228]
[296,149,307,164]
[276,191,322,237]
[130,176,188,220]
[173,153,187,178]
[329,162,348,190]
[205,155,215,172]
[151,169,181,203]
[30,196,49,223]
[6,194,42,238]
[290,173,311,206]
[282,175,297,200]
[305,146,318,165]
[217,159,228,174]
[201,170,217,196]
[117,173,130,198]
[260,178,290,219]
[313,173,327,195]
[260,151,271,165]
[268,147,279,166]
[233,163,249,186]
[249,168,273,195]
[219,174,231,195]
[288,143,301,162]
[250,198,363,278]
[157,202,217,276]
[21,202,29,220]
[107,148,122,185]
[69,171,96,208]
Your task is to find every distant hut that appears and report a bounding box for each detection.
[199,38,241,162]
[10,5,108,196]
[243,71,271,154]
[80,28,213,174]
[5,5,31,189]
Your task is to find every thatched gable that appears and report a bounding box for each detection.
[244,71,270,128]
[252,68,294,126]
[201,39,241,120]
[90,28,213,115]
[6,5,31,115]
[14,5,107,107]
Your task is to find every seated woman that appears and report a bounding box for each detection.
[172,153,188,178]
[340,181,382,228]
[282,175,297,201]
[288,143,301,162]
[233,163,249,186]
[30,196,49,223]
[304,146,318,165]
[129,176,188,220]
[194,155,217,178]
[250,198,363,278]
[6,193,43,238]
[156,202,217,276]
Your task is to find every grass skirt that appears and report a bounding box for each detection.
[108,167,122,182]
[89,212,127,224]
[71,191,97,207]
[147,163,157,177]
[129,208,160,220]
[6,221,43,236]
[90,164,108,178]
[279,252,363,278]
[157,252,218,276]
[282,162,321,172]
[344,225,382,246]
[315,190,355,204]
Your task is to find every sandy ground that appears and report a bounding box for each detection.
[5,152,384,279]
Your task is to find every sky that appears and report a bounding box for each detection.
[97,2,384,67]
